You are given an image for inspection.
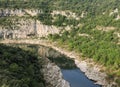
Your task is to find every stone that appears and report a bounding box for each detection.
[40,58,70,87]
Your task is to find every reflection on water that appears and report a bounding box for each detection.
[38,45,77,69]
[38,45,101,87]
[7,44,101,87]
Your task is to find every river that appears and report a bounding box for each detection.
[5,44,101,87]
[62,69,101,87]
[38,45,101,87]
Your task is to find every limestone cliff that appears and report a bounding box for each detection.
[0,8,60,39]
[0,19,59,39]
[0,8,82,40]
[0,8,42,17]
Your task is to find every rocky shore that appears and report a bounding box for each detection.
[0,39,117,87]
[39,57,70,87]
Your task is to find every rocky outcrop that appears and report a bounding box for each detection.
[109,8,119,16]
[0,18,35,39]
[75,60,108,86]
[39,57,70,87]
[0,9,75,39]
[0,8,24,17]
[36,20,59,37]
[75,60,117,87]
[96,26,116,32]
[0,8,59,39]
[0,8,42,17]
[51,10,80,20]
[109,8,120,20]
[0,18,59,39]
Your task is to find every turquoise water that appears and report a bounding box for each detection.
[62,69,101,87]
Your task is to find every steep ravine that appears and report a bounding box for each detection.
[0,39,117,87]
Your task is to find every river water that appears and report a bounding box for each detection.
[38,45,101,87]
[8,44,101,87]
[62,69,101,87]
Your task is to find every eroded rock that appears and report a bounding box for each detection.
[40,57,70,87]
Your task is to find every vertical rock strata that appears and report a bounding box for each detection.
[0,9,60,39]
[0,19,59,39]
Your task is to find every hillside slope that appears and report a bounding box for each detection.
[0,44,45,87]
[0,0,120,86]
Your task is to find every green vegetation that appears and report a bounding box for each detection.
[38,13,79,26]
[49,26,120,84]
[0,17,19,29]
[0,44,45,87]
[0,0,120,86]
[1,0,120,28]
[38,13,53,25]
[35,0,120,31]
[0,16,30,30]
[0,0,44,9]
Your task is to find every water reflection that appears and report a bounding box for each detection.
[38,45,77,69]
[37,45,101,87]
[7,44,101,87]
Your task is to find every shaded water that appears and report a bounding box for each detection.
[37,45,101,87]
[8,44,101,87]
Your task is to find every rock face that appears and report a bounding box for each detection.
[38,46,70,87]
[75,60,117,87]
[0,8,60,39]
[36,20,59,37]
[0,8,42,17]
[39,57,70,87]
[0,18,35,39]
[51,10,80,20]
[75,60,107,84]
[0,19,59,39]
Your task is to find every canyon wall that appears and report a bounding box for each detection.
[0,9,60,39]
[0,19,59,39]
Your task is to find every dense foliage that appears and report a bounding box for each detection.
[1,0,120,27]
[0,44,45,87]
[35,0,120,29]
[0,0,44,9]
[37,0,120,76]
[49,27,120,85]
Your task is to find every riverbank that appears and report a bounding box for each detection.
[0,39,117,87]
[39,57,70,87]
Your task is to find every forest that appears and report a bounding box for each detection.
[0,44,45,87]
